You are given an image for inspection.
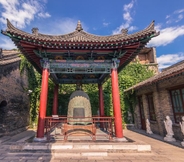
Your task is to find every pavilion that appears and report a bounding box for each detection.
[1,19,159,140]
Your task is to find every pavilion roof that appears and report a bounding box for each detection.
[1,19,159,84]
[3,19,158,43]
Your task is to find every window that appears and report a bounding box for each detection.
[138,96,145,120]
[147,93,156,121]
[170,88,184,123]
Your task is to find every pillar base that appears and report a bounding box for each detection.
[33,137,47,142]
[113,137,127,142]
[181,141,184,147]
[164,135,176,142]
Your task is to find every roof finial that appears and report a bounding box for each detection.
[76,20,83,32]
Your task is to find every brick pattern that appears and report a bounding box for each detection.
[134,75,184,140]
[0,60,29,136]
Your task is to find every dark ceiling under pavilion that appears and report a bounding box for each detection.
[1,19,159,85]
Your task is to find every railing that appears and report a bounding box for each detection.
[44,116,114,141]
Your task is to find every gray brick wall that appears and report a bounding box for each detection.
[133,75,184,141]
[0,61,30,136]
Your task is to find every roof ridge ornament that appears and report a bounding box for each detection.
[121,28,128,35]
[32,28,39,36]
[76,20,83,32]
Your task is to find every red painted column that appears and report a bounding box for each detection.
[37,67,49,138]
[98,84,104,117]
[52,84,59,115]
[111,68,123,138]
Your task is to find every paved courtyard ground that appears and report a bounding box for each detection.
[0,128,184,162]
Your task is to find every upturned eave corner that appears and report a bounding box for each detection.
[147,20,160,38]
[6,18,14,31]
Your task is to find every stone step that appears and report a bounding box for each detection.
[9,142,151,154]
[8,148,153,158]
[0,136,11,144]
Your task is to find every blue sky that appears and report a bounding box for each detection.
[0,0,184,70]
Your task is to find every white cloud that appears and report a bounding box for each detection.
[166,8,184,24]
[174,9,184,14]
[123,12,132,22]
[176,14,183,22]
[0,38,16,50]
[57,19,78,34]
[0,0,50,29]
[38,12,51,18]
[166,15,170,19]
[112,0,136,34]
[148,25,184,47]
[157,53,184,69]
[103,22,110,27]
[42,18,88,35]
[112,23,129,34]
[128,26,137,32]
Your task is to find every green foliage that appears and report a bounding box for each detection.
[83,84,99,115]
[119,62,154,87]
[19,55,41,126]
[20,54,154,127]
[103,62,154,124]
[103,80,113,116]
[119,62,154,124]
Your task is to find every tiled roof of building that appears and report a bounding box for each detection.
[2,19,158,43]
[1,19,159,85]
[0,50,21,66]
[125,60,184,92]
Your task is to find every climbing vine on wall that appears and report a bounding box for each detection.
[19,54,41,126]
[119,62,154,124]
[102,61,154,124]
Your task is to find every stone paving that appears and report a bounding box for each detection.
[0,128,184,162]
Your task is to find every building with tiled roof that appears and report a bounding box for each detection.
[1,19,159,140]
[0,49,21,65]
[125,60,184,141]
[0,49,21,77]
[1,19,159,84]
[133,47,159,74]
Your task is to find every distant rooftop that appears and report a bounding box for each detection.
[0,49,21,66]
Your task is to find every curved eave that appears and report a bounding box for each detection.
[12,40,42,74]
[1,19,159,81]
[2,19,159,43]
[125,64,184,93]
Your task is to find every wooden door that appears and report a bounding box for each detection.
[138,96,146,130]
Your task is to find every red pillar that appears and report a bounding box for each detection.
[52,84,59,115]
[37,68,49,138]
[111,68,123,138]
[98,84,104,117]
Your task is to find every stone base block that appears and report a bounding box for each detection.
[181,141,184,147]
[146,131,153,134]
[164,136,176,142]
[33,137,47,142]
[113,137,128,142]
